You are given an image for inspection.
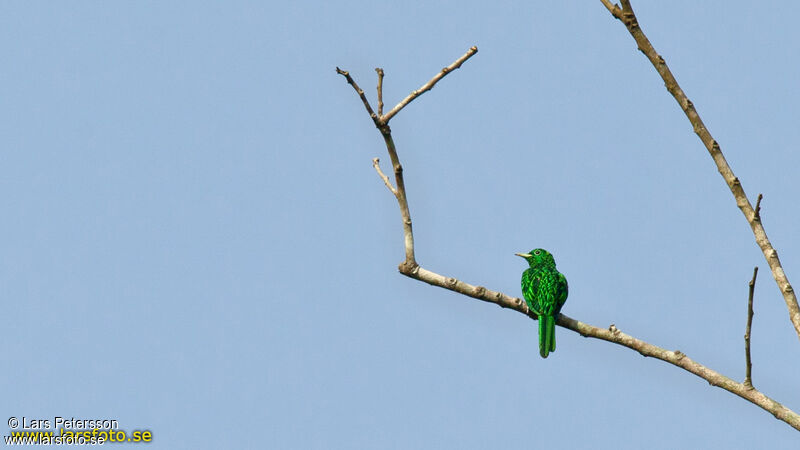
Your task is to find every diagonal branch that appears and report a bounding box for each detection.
[381,46,478,124]
[335,67,379,126]
[372,157,397,196]
[399,261,800,431]
[599,0,622,18]
[601,0,800,341]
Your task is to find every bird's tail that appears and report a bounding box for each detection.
[539,314,556,358]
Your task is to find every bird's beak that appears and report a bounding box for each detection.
[515,253,531,258]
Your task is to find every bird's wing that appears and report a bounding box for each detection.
[556,272,568,310]
[521,269,543,315]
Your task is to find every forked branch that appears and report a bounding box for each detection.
[337,47,478,267]
[337,25,800,431]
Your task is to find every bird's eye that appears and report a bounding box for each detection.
[534,250,541,255]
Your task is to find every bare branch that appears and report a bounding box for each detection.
[372,157,397,196]
[380,130,416,267]
[338,47,476,130]
[397,263,800,431]
[745,266,758,388]
[335,67,379,126]
[599,0,622,17]
[602,0,800,341]
[376,68,385,117]
[382,46,478,123]
[337,48,478,265]
[338,48,478,265]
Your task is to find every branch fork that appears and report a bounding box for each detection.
[337,1,800,432]
[337,46,478,268]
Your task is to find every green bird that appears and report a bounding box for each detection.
[516,248,568,358]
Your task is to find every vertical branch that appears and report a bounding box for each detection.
[376,68,385,117]
[754,193,763,221]
[744,267,758,388]
[380,128,416,268]
[601,0,800,342]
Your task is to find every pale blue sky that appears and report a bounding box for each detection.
[3,1,800,448]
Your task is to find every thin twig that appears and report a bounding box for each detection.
[745,266,758,388]
[754,193,763,221]
[372,158,397,195]
[376,68,385,117]
[381,46,478,123]
[599,0,622,17]
[335,67,379,125]
[603,0,800,341]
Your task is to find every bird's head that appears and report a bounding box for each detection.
[515,248,556,268]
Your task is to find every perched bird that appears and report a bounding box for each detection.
[516,249,569,358]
